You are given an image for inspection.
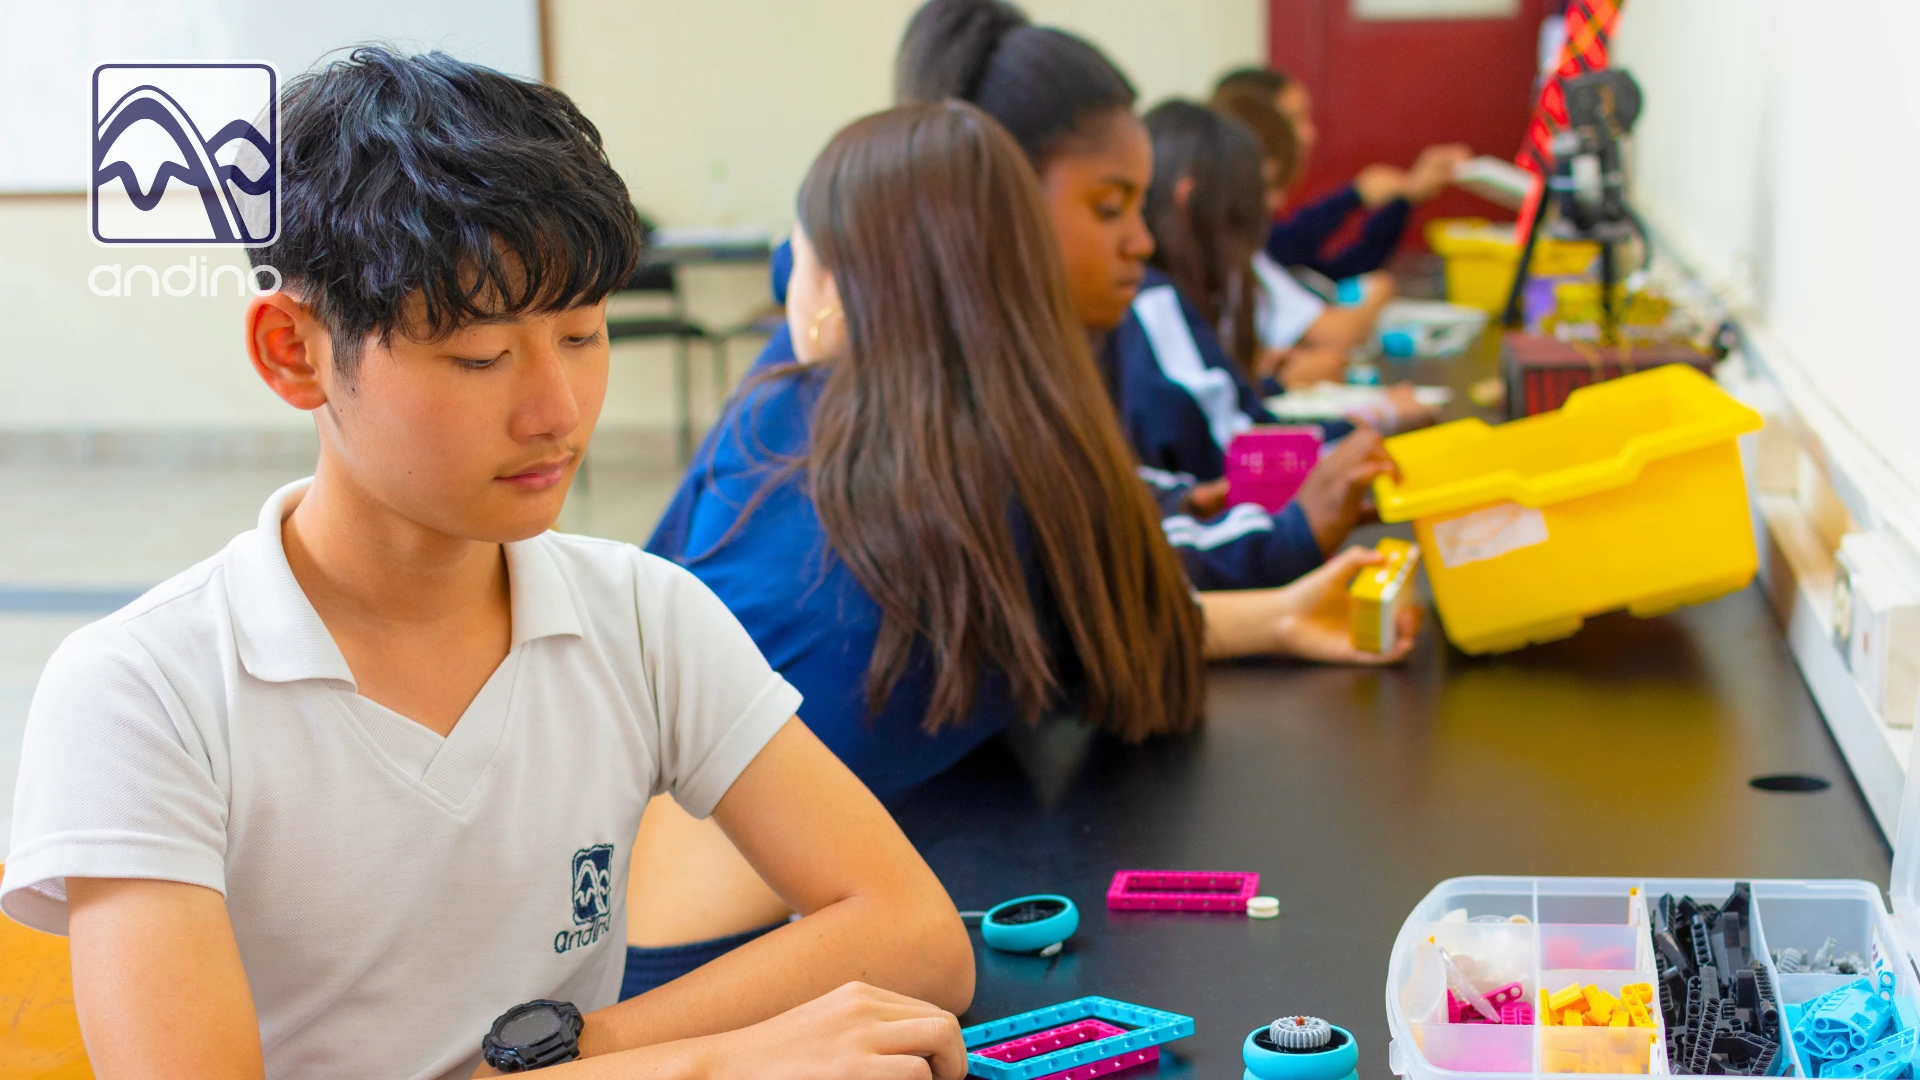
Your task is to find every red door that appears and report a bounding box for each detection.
[1269,0,1552,251]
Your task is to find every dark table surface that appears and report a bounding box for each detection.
[890,322,1892,1078]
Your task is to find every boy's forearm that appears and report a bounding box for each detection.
[497,1038,709,1080]
[580,890,971,1057]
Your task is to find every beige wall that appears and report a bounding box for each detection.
[0,0,1264,445]
[555,0,1266,230]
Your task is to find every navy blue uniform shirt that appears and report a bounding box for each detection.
[1266,182,1411,280]
[646,360,1051,800]
[728,258,1326,595]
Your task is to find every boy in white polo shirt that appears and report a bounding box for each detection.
[2,47,972,1080]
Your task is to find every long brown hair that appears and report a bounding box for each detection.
[1143,100,1270,376]
[796,101,1206,740]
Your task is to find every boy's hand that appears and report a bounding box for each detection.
[1405,143,1473,203]
[1276,344,1347,389]
[1382,383,1442,433]
[1354,164,1411,208]
[700,982,966,1080]
[1295,429,1396,555]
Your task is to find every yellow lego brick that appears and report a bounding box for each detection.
[1348,537,1420,654]
[1609,1010,1628,1027]
[1622,983,1653,1006]
[1580,984,1607,1012]
[1548,985,1586,1012]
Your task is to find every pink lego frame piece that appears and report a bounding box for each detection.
[1225,426,1323,512]
[1032,1047,1159,1080]
[1105,870,1260,912]
[976,1020,1128,1063]
[974,1020,1161,1080]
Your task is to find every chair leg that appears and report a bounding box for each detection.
[674,335,693,465]
[713,336,730,418]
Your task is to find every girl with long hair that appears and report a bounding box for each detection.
[625,100,1417,996]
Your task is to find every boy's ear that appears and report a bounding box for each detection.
[246,290,331,411]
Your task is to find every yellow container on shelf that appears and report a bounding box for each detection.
[1426,218,1600,313]
[1371,364,1762,654]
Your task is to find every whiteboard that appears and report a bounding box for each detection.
[0,0,542,193]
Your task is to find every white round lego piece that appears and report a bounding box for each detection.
[1247,895,1281,919]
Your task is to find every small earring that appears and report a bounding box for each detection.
[808,304,841,344]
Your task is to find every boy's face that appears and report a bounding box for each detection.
[308,298,609,544]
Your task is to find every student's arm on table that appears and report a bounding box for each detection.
[1199,546,1421,665]
[1275,273,1394,389]
[578,717,972,1073]
[68,872,964,1080]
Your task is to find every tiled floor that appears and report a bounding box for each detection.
[0,462,684,858]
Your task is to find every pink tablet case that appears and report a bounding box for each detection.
[1225,427,1323,511]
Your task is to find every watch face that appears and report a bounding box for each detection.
[500,1008,563,1045]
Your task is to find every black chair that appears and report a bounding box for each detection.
[604,258,718,465]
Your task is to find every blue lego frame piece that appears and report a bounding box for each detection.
[962,996,1196,1080]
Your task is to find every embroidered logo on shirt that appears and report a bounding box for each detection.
[555,845,614,954]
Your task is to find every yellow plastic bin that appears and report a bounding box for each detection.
[1426,218,1599,314]
[1372,364,1763,654]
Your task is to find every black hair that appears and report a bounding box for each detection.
[1142,100,1270,376]
[895,0,1136,168]
[252,46,641,376]
[1214,65,1291,100]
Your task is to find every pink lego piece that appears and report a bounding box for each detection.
[1032,1047,1159,1080]
[976,1021,1128,1063]
[1448,985,1528,1024]
[1486,983,1525,1008]
[1225,427,1323,512]
[1499,1002,1535,1026]
[1106,870,1260,912]
[975,1020,1161,1080]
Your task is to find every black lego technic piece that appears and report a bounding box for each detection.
[1651,883,1782,1075]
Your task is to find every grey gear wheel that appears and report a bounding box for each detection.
[1269,1015,1333,1050]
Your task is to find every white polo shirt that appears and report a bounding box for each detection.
[1252,250,1327,350]
[2,479,802,1080]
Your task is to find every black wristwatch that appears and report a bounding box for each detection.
[482,1000,584,1072]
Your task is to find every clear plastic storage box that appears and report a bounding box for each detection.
[1386,750,1920,1080]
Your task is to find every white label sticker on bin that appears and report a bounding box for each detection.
[1431,503,1549,568]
